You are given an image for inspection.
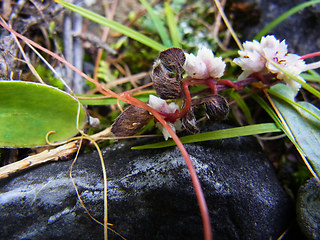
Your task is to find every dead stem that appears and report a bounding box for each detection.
[0,141,78,179]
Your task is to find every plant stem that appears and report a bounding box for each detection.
[300,51,320,60]
[124,94,213,240]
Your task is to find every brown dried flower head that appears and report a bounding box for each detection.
[111,105,153,137]
[159,47,186,79]
[152,48,186,99]
[195,95,229,121]
[152,59,182,99]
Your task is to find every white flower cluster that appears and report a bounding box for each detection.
[148,95,181,140]
[233,35,306,91]
[150,38,318,139]
[184,47,226,79]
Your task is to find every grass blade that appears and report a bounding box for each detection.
[132,123,281,149]
[254,0,320,40]
[56,0,166,51]
[139,0,171,48]
[77,94,149,105]
[164,1,181,48]
[229,91,254,124]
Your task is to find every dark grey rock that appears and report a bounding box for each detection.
[297,178,320,240]
[235,0,320,57]
[0,125,292,240]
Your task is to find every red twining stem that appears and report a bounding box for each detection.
[178,82,192,117]
[300,51,320,60]
[217,79,242,91]
[206,79,218,94]
[124,93,213,240]
[156,82,192,123]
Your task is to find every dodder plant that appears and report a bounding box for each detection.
[1,1,320,239]
[110,38,320,239]
[112,47,231,139]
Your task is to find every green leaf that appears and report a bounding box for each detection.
[132,123,281,149]
[300,70,320,82]
[56,0,166,52]
[164,1,181,48]
[77,94,150,105]
[229,91,254,124]
[139,0,172,48]
[270,84,320,178]
[268,87,320,122]
[254,0,320,40]
[0,81,86,147]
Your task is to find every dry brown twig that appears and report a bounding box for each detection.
[0,126,160,179]
[0,127,112,179]
[0,141,78,179]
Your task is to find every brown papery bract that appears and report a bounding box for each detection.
[159,47,186,78]
[152,61,182,99]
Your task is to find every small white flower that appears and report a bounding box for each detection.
[155,121,182,141]
[273,53,306,91]
[184,47,226,79]
[184,53,209,79]
[148,95,181,140]
[260,35,288,57]
[233,40,267,80]
[88,116,100,128]
[148,95,179,114]
[233,35,307,91]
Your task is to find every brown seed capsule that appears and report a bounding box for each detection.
[159,47,186,78]
[192,95,229,121]
[203,95,229,121]
[152,59,182,99]
[111,105,153,137]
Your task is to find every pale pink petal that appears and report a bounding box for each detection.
[184,52,209,79]
[208,56,226,78]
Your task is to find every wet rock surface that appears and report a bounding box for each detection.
[0,124,292,240]
[297,178,320,240]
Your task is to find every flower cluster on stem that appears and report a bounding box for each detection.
[184,47,226,79]
[233,35,307,91]
[148,95,182,140]
[149,37,320,139]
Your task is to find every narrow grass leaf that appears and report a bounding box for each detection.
[132,123,281,149]
[300,73,320,82]
[56,0,166,51]
[77,94,149,105]
[229,91,254,124]
[164,1,181,48]
[254,0,320,40]
[139,0,171,48]
[252,94,285,131]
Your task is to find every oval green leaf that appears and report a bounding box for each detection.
[0,81,86,147]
